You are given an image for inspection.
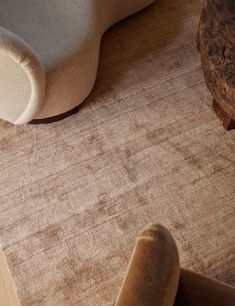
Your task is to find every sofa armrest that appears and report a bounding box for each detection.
[0,27,45,124]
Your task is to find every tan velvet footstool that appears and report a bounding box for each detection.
[0,0,156,124]
[115,224,235,306]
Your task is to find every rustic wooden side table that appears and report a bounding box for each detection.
[198,0,235,130]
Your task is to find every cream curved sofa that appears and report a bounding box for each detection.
[0,0,156,125]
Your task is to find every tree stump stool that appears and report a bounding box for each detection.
[198,0,235,130]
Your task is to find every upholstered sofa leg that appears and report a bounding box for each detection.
[115,224,180,306]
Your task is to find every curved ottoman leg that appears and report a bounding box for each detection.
[115,224,180,306]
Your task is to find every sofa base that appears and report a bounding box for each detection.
[30,105,81,125]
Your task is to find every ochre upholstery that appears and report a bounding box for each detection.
[115,225,180,306]
[116,224,235,306]
[174,269,235,306]
[0,0,156,124]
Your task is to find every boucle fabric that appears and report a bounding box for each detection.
[0,0,156,124]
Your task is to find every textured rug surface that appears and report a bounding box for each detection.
[0,0,234,305]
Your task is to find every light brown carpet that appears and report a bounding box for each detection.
[0,0,234,305]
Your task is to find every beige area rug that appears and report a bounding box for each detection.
[0,0,234,305]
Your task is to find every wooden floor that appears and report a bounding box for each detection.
[0,0,234,305]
